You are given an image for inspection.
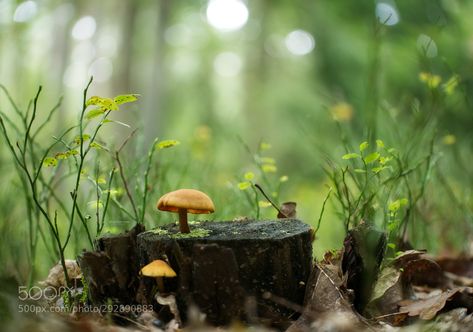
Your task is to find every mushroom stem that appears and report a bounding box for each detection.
[156,277,165,293]
[178,208,190,233]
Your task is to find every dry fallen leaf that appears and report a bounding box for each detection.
[277,201,297,218]
[287,257,367,332]
[399,287,473,320]
[39,259,82,288]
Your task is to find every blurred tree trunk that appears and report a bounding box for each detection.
[114,0,138,95]
[142,0,171,149]
[244,0,269,143]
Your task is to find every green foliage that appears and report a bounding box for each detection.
[327,137,436,249]
[0,80,151,285]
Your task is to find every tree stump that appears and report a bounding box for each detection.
[77,223,145,305]
[136,218,313,327]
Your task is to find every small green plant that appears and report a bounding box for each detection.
[327,137,436,250]
[237,140,290,219]
[0,79,137,286]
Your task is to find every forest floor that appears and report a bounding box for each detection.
[3,225,473,332]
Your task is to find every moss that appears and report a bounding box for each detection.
[148,228,169,235]
[146,226,210,238]
[171,228,211,239]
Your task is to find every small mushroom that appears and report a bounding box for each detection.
[140,260,177,293]
[157,189,215,233]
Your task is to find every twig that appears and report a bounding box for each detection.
[254,183,284,217]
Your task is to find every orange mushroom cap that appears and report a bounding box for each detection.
[157,189,215,214]
[140,260,177,278]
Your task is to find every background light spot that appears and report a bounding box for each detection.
[376,2,400,26]
[417,34,438,58]
[71,16,96,40]
[284,30,315,56]
[13,1,37,23]
[206,0,249,32]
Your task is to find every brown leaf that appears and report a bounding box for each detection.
[392,249,427,267]
[277,201,297,218]
[402,258,447,288]
[287,259,366,331]
[436,256,473,278]
[399,287,473,320]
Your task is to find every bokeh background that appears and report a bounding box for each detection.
[1,0,473,283]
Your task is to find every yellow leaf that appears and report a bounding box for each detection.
[55,152,68,160]
[156,139,181,149]
[86,108,105,120]
[258,201,272,208]
[43,157,58,167]
[262,164,277,173]
[342,153,360,160]
[96,176,106,184]
[113,94,139,105]
[364,152,380,164]
[359,141,369,152]
[238,181,251,190]
[87,200,103,209]
[244,172,255,181]
[260,142,272,150]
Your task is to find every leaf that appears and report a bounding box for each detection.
[279,175,289,182]
[96,176,106,184]
[86,96,102,106]
[359,141,369,152]
[443,75,459,95]
[372,166,388,174]
[43,157,58,167]
[389,200,401,212]
[364,152,380,164]
[86,108,105,120]
[379,156,392,165]
[66,149,79,157]
[55,152,68,160]
[113,94,139,105]
[262,164,277,173]
[156,139,180,149]
[376,139,385,148]
[278,201,297,218]
[399,288,466,320]
[87,200,103,209]
[238,181,251,190]
[342,153,360,160]
[73,134,91,145]
[98,98,118,111]
[258,201,272,208]
[354,168,366,173]
[89,142,104,150]
[260,142,271,150]
[244,172,254,181]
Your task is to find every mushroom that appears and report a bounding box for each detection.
[140,259,177,294]
[157,189,215,233]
